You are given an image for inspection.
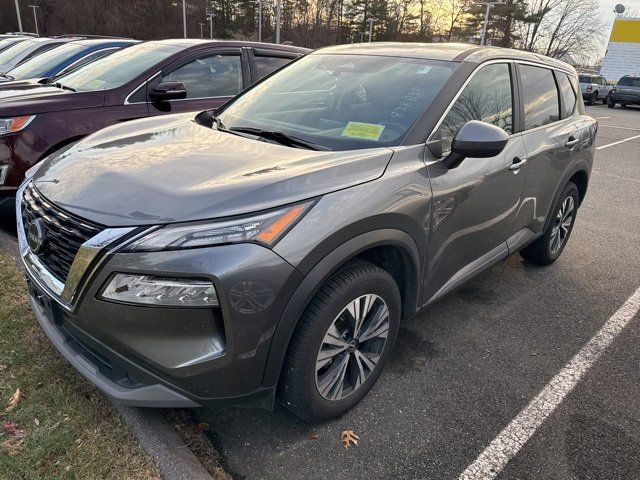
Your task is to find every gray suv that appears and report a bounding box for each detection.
[608,75,640,108]
[17,43,596,421]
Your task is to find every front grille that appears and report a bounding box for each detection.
[21,183,103,283]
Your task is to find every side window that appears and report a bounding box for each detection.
[520,64,560,130]
[254,55,293,80]
[162,54,242,99]
[440,63,513,152]
[557,73,577,119]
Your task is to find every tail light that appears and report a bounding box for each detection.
[611,86,617,93]
[586,85,592,92]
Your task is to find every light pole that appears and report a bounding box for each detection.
[367,18,375,42]
[478,1,504,45]
[257,0,263,42]
[206,12,214,39]
[275,0,281,44]
[28,4,40,35]
[14,0,23,33]
[199,22,205,38]
[182,0,187,38]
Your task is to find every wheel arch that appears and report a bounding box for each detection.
[542,162,590,233]
[37,135,86,162]
[262,229,421,387]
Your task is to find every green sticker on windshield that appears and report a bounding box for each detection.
[341,122,385,141]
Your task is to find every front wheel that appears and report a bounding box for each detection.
[607,98,616,108]
[520,182,579,266]
[279,261,401,421]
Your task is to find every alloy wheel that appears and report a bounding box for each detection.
[315,294,390,401]
[549,195,575,255]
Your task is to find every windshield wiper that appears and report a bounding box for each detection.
[228,126,331,151]
[0,73,14,80]
[52,82,76,92]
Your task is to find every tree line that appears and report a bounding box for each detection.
[0,0,606,64]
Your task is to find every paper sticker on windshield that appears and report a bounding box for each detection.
[341,122,385,141]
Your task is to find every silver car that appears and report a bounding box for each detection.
[578,73,612,105]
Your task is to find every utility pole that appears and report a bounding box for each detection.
[182,0,187,38]
[14,0,23,33]
[257,0,263,42]
[359,32,365,42]
[198,22,205,38]
[367,18,375,42]
[478,1,504,45]
[28,4,40,35]
[206,12,214,39]
[275,0,281,44]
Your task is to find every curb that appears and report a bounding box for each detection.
[0,228,212,480]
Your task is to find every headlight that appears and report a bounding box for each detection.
[0,116,35,135]
[100,274,218,307]
[126,200,314,251]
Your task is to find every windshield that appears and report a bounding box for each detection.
[217,54,456,150]
[0,38,25,53]
[0,39,40,67]
[618,76,640,87]
[578,75,592,83]
[8,42,88,79]
[54,42,183,92]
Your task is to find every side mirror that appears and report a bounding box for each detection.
[149,81,187,102]
[444,120,509,169]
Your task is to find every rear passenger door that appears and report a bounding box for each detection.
[516,63,586,234]
[248,48,300,83]
[148,48,249,115]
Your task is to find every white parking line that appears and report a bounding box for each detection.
[596,134,640,150]
[598,124,640,132]
[594,116,611,120]
[458,286,640,480]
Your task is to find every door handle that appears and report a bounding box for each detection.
[509,156,527,171]
[565,137,580,147]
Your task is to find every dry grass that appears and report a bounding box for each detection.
[0,249,161,479]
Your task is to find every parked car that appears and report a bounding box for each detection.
[0,36,28,54]
[0,39,308,212]
[0,38,138,86]
[0,37,80,73]
[607,75,640,108]
[15,43,596,421]
[578,73,612,105]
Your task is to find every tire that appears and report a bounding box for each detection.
[587,92,596,106]
[520,182,579,266]
[621,103,628,109]
[608,99,616,109]
[279,261,401,422]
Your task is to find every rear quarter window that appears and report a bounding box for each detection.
[557,73,577,118]
[520,64,560,130]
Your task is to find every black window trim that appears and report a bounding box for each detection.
[247,47,300,84]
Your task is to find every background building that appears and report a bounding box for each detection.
[600,17,640,81]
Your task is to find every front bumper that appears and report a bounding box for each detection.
[18,188,304,406]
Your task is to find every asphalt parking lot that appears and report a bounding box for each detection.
[195,104,640,480]
[2,104,639,480]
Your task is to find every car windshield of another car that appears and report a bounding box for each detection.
[7,42,87,79]
[0,39,40,67]
[217,53,456,150]
[618,76,640,87]
[54,43,183,92]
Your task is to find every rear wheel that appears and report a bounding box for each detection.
[520,182,579,266]
[279,261,401,421]
[587,92,596,106]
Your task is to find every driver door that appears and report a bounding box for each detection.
[423,61,527,303]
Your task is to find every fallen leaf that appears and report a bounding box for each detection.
[340,430,359,449]
[1,437,24,455]
[34,418,40,427]
[5,388,21,412]
[194,422,209,432]
[3,422,24,436]
[308,433,319,440]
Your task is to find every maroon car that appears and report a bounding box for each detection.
[0,39,308,212]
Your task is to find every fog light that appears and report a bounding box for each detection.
[100,274,218,307]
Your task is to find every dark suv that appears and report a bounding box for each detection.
[18,43,596,421]
[0,39,307,212]
[608,75,640,108]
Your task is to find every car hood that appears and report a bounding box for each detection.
[0,87,103,115]
[0,77,45,88]
[32,114,394,227]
